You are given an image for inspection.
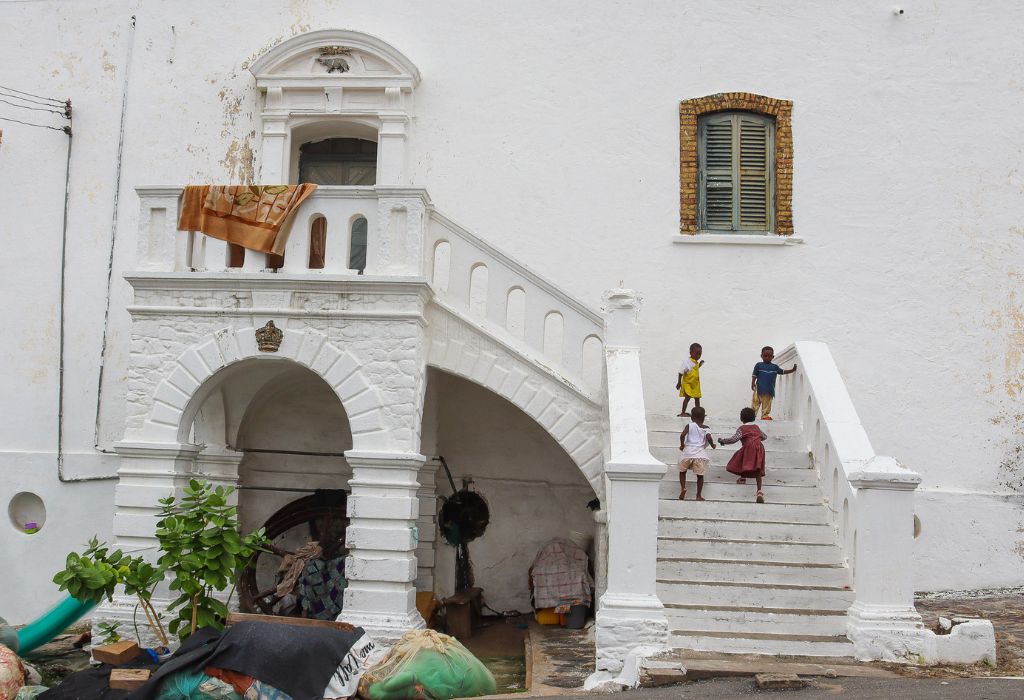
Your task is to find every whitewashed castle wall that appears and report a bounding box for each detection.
[1,0,1023,621]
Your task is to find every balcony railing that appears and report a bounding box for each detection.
[135,185,429,276]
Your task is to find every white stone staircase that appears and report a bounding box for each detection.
[647,413,856,658]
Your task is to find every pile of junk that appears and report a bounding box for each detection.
[1,613,496,700]
[0,467,596,700]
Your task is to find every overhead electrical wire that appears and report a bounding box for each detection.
[0,115,69,132]
[0,96,67,115]
[0,88,64,108]
[0,83,65,104]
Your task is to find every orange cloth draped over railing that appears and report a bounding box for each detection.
[178,184,318,255]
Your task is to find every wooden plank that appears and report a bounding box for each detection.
[109,668,151,690]
[227,612,355,632]
[92,640,140,665]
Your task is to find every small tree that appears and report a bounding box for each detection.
[52,537,170,647]
[156,480,267,639]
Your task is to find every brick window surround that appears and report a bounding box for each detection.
[679,93,794,235]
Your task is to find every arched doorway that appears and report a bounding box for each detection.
[420,368,598,615]
[187,359,355,619]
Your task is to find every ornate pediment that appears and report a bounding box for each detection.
[249,30,419,87]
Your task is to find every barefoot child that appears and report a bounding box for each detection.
[751,346,797,420]
[678,407,715,500]
[719,407,768,503]
[676,343,704,417]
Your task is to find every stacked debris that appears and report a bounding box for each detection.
[6,617,494,700]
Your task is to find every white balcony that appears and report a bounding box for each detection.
[135,185,430,277]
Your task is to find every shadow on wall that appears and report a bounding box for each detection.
[428,370,597,613]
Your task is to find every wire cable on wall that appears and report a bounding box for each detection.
[0,83,66,104]
[92,14,137,458]
[0,115,69,132]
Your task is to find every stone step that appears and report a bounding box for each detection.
[647,414,803,437]
[658,481,822,504]
[658,538,844,566]
[650,444,811,469]
[663,468,819,488]
[657,558,850,587]
[659,517,835,544]
[664,605,849,637]
[666,630,855,657]
[658,499,827,524]
[657,581,854,610]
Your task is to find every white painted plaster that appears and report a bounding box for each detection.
[2,0,1023,630]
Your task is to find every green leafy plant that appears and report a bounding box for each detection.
[96,622,121,646]
[156,480,267,639]
[52,537,171,647]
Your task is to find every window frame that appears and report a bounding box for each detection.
[679,93,794,237]
[697,111,776,234]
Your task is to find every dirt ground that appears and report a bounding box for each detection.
[885,588,1024,678]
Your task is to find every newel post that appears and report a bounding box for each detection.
[594,288,669,673]
[845,457,931,661]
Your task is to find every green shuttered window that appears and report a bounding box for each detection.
[698,112,775,233]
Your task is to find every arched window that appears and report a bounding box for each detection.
[349,217,368,273]
[698,111,774,232]
[299,138,377,185]
[309,216,327,269]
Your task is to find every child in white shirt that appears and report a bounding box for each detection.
[678,406,716,501]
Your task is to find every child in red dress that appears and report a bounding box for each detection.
[719,407,768,503]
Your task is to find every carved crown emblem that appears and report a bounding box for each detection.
[255,321,284,352]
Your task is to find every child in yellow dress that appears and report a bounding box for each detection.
[676,342,704,417]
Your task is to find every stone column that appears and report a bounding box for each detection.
[376,112,408,185]
[415,459,440,592]
[110,441,199,548]
[95,441,200,648]
[341,451,426,640]
[845,458,931,661]
[594,288,668,673]
[258,95,289,183]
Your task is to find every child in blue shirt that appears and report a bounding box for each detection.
[751,346,797,420]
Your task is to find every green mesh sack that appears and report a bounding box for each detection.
[357,630,496,700]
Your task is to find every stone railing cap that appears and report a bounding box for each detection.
[848,455,922,490]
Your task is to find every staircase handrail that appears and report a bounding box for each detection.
[773,341,921,563]
[426,211,605,394]
[429,211,604,325]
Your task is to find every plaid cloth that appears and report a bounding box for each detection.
[297,556,347,620]
[530,538,593,613]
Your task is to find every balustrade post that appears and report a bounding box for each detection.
[845,457,931,661]
[371,188,429,277]
[241,248,266,272]
[594,288,668,673]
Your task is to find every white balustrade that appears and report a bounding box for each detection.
[772,341,934,662]
[425,212,605,394]
[135,186,422,276]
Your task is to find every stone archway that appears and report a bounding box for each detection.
[134,324,387,451]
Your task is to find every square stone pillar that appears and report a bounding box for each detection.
[341,450,426,640]
[594,288,669,673]
[96,441,201,649]
[376,112,408,185]
[595,463,669,672]
[415,459,440,592]
[845,458,932,661]
[111,441,200,549]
